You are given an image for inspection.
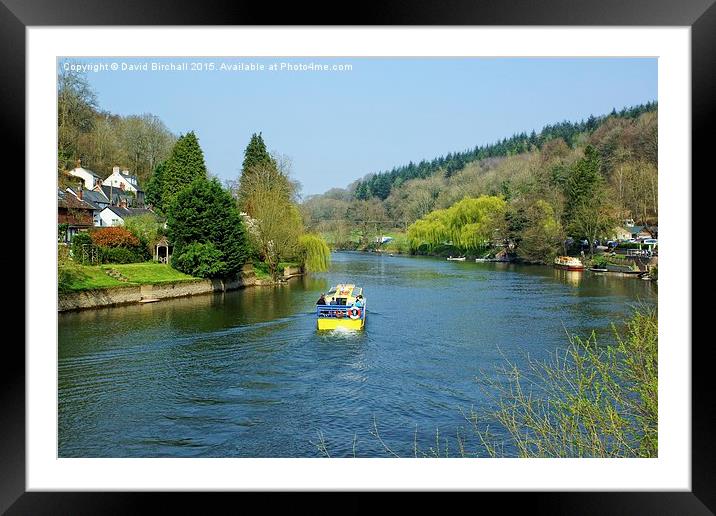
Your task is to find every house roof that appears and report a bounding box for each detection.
[57,189,95,211]
[67,187,109,206]
[101,206,155,220]
[70,166,102,179]
[100,185,134,200]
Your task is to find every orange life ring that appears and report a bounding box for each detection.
[335,310,344,318]
[349,307,361,320]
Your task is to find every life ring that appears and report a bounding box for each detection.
[349,307,361,320]
[335,310,344,318]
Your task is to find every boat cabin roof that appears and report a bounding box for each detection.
[326,284,363,302]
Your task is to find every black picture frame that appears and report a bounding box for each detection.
[4,0,709,512]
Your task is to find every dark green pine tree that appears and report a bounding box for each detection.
[167,178,251,278]
[241,132,275,174]
[145,161,166,212]
[162,131,208,207]
[564,145,603,223]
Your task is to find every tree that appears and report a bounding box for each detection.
[57,65,97,172]
[515,199,564,262]
[162,132,208,207]
[298,234,331,272]
[570,195,616,258]
[564,145,603,223]
[407,196,507,254]
[116,114,176,184]
[145,161,166,212]
[167,178,250,278]
[238,163,305,280]
[241,132,275,175]
[124,213,163,253]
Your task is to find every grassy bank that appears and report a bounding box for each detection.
[59,262,198,292]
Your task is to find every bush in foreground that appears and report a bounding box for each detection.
[314,307,658,458]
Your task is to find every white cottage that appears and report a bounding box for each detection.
[67,161,104,190]
[104,166,140,193]
[99,206,155,227]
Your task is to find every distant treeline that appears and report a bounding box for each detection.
[353,102,657,201]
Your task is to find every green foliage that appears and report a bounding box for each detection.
[99,246,147,264]
[514,199,563,262]
[58,223,70,242]
[476,307,658,457]
[171,242,227,278]
[167,177,250,278]
[124,213,162,251]
[565,145,604,224]
[237,153,304,279]
[70,232,93,264]
[57,65,97,172]
[407,196,507,253]
[241,132,276,175]
[161,131,208,207]
[352,102,657,201]
[145,161,166,211]
[298,234,331,272]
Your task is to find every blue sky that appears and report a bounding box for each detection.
[64,57,657,196]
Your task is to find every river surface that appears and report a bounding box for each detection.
[58,252,656,457]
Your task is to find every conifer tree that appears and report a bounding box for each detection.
[241,132,275,175]
[145,161,166,211]
[167,177,250,278]
[162,131,208,207]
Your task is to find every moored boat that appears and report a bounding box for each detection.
[447,256,466,261]
[554,256,585,271]
[316,284,366,330]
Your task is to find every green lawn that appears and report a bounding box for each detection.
[59,262,198,292]
[99,263,197,284]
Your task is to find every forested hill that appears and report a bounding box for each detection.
[353,102,657,201]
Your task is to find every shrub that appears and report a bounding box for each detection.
[474,307,658,457]
[91,227,140,248]
[70,232,94,264]
[99,246,147,264]
[172,242,227,278]
[125,214,162,251]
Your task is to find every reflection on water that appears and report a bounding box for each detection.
[59,252,656,457]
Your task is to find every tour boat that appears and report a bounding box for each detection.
[316,284,367,330]
[553,256,585,271]
[447,256,466,261]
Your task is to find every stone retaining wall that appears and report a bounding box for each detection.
[58,264,303,312]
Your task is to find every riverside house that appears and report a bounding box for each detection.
[99,205,156,227]
[67,163,146,207]
[57,188,95,242]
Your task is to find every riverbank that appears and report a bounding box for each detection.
[58,263,304,312]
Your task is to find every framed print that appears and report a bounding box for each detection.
[5,0,711,512]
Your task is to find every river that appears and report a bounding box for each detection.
[58,251,656,457]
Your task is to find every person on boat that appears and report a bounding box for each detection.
[353,295,364,308]
[316,294,326,305]
[329,297,337,305]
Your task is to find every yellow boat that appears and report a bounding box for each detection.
[316,284,367,330]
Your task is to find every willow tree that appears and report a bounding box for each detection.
[298,234,331,272]
[407,195,507,253]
